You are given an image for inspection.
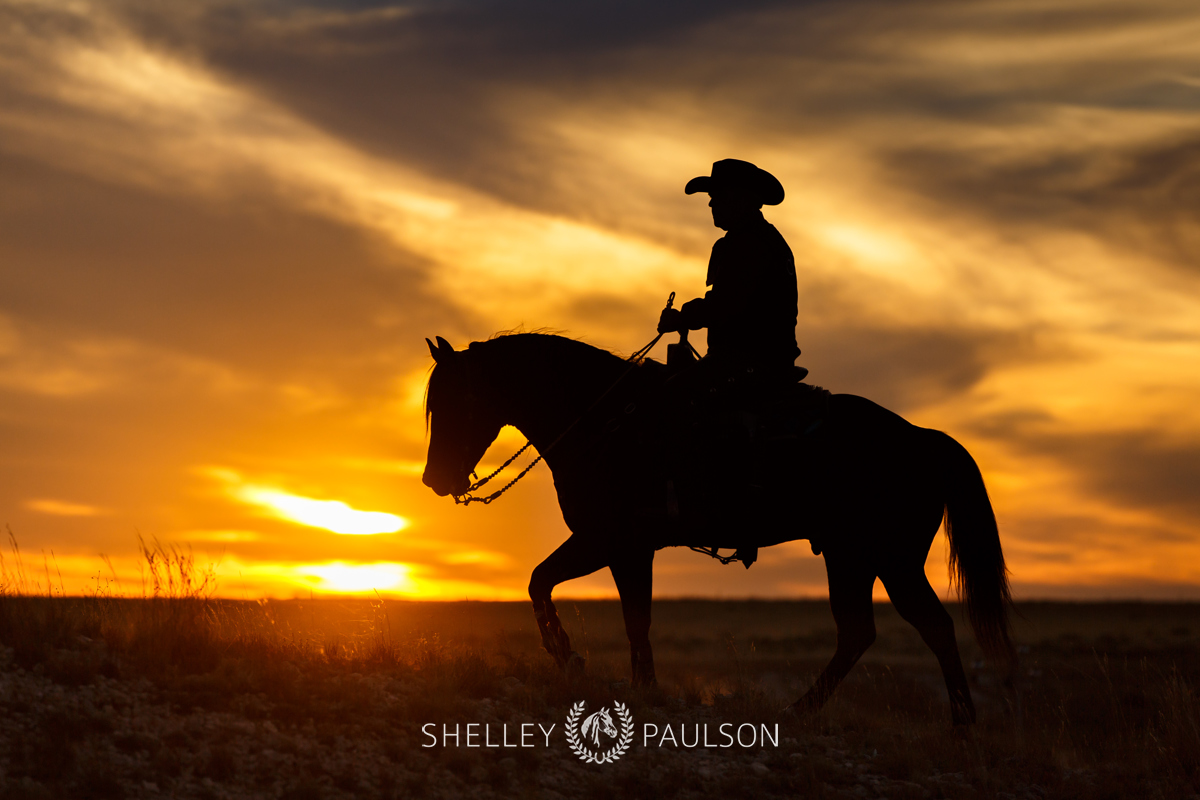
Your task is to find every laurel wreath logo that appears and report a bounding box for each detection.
[565,700,634,764]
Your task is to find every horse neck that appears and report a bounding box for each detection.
[481,336,627,464]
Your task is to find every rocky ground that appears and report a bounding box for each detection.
[2,599,1199,799]
[0,641,1111,800]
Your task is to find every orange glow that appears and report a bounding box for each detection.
[199,468,409,535]
[299,561,415,593]
[232,486,408,535]
[26,499,105,517]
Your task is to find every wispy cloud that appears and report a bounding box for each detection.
[25,499,105,517]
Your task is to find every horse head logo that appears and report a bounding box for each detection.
[566,700,633,764]
[580,707,619,748]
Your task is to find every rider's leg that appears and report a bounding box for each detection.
[610,548,657,687]
[528,533,610,673]
[789,550,877,715]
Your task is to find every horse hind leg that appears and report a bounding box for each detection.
[528,533,610,675]
[879,562,976,725]
[789,553,877,716]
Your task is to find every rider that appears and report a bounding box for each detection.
[656,159,804,567]
[662,159,801,393]
[658,159,801,387]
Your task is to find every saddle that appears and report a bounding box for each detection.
[606,361,831,565]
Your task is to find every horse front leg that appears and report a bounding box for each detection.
[528,532,609,675]
[610,548,657,687]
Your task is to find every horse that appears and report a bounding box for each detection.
[581,707,619,747]
[421,332,1015,724]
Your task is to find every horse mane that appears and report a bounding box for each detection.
[423,332,660,432]
[487,325,565,341]
[487,327,650,362]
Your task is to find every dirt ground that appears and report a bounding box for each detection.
[2,598,1200,799]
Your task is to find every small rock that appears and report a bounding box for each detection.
[751,761,769,776]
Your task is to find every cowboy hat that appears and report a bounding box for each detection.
[684,159,784,206]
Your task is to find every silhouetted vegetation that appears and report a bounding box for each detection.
[2,537,1199,798]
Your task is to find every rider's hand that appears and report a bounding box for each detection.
[657,307,683,334]
[679,298,707,329]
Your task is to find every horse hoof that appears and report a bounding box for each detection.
[950,696,977,726]
[951,711,977,727]
[566,652,587,677]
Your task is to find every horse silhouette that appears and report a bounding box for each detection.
[580,707,618,747]
[422,333,1015,724]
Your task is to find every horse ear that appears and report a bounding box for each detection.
[427,336,457,363]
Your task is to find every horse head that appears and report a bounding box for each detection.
[422,336,505,498]
[598,708,618,738]
[581,707,618,746]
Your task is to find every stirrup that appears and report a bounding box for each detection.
[733,546,758,568]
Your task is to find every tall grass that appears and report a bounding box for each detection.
[0,532,510,687]
[1,533,223,679]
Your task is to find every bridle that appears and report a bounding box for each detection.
[450,297,687,506]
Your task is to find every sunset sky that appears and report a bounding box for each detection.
[2,0,1199,600]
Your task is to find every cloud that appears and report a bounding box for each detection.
[0,4,706,342]
[799,323,1051,412]
[0,311,245,398]
[883,132,1200,272]
[25,499,106,517]
[993,425,1200,523]
[2,0,1200,598]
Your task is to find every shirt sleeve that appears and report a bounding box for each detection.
[676,239,725,330]
[679,295,711,330]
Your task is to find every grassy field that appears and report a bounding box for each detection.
[2,542,1200,799]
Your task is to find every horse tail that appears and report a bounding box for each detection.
[936,431,1016,670]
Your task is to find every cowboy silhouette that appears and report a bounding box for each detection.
[658,159,801,384]
[653,160,810,567]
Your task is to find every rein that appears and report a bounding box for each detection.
[686,547,743,565]
[452,324,669,507]
[451,293,684,507]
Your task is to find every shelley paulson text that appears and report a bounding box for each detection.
[421,723,779,749]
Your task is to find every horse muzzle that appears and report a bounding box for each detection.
[422,467,469,498]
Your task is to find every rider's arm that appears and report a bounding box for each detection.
[672,238,727,332]
[678,295,712,330]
